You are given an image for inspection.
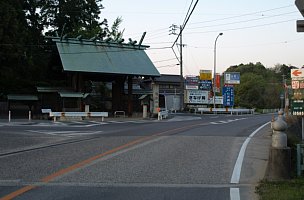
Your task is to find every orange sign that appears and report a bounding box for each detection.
[199,70,212,80]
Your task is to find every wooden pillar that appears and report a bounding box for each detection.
[112,76,125,112]
[128,76,133,117]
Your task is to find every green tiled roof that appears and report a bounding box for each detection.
[36,86,72,93]
[7,94,38,101]
[58,92,90,98]
[53,39,160,77]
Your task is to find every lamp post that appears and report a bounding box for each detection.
[213,32,223,110]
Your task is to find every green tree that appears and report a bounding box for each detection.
[234,73,266,108]
[226,62,283,109]
[40,0,123,39]
[107,17,124,40]
[0,0,31,94]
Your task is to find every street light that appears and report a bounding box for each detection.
[213,32,223,110]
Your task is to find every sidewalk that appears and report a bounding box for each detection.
[240,124,272,200]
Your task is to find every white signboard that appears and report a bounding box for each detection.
[186,90,209,104]
[208,96,224,105]
[186,85,199,90]
[291,69,304,79]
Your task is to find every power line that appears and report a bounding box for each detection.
[153,58,178,63]
[187,11,297,30]
[146,47,172,50]
[186,37,304,49]
[172,0,199,48]
[186,18,297,34]
[156,64,179,68]
[183,0,194,26]
[188,4,294,25]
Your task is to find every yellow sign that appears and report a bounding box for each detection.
[199,70,212,80]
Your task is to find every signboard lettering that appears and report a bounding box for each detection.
[198,80,212,90]
[186,90,209,104]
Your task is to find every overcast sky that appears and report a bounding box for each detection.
[101,0,304,76]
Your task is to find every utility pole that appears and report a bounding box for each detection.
[169,24,184,111]
[179,25,184,110]
[282,74,289,115]
[169,0,199,111]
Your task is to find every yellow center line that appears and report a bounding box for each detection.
[0,121,207,200]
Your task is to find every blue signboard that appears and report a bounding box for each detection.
[198,80,212,90]
[185,76,199,85]
[223,86,234,107]
[224,72,240,84]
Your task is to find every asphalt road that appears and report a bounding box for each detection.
[0,114,272,200]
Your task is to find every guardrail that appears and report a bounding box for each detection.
[158,110,169,120]
[196,108,255,115]
[49,112,108,122]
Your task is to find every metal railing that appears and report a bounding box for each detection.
[196,108,255,115]
[297,144,304,176]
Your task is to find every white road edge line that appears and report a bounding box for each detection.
[230,188,240,200]
[230,121,270,200]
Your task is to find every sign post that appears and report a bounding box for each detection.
[291,68,304,140]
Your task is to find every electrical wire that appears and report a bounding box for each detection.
[188,4,294,25]
[156,64,179,68]
[153,58,178,63]
[186,18,297,34]
[187,11,297,30]
[171,0,199,48]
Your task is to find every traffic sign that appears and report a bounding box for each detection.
[291,69,304,79]
[292,80,304,89]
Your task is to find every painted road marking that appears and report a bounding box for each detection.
[230,188,240,200]
[210,118,247,125]
[1,121,206,200]
[229,121,270,200]
[26,130,104,137]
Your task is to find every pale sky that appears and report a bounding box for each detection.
[101,0,304,76]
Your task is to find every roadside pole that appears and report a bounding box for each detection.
[302,117,304,140]
[291,69,304,140]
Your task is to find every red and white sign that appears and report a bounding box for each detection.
[291,69,304,79]
[292,80,304,89]
[292,80,300,89]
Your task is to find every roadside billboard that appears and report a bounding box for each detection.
[185,76,199,90]
[185,90,209,104]
[198,80,212,90]
[215,73,221,92]
[224,72,240,84]
[223,85,234,107]
[199,70,212,80]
